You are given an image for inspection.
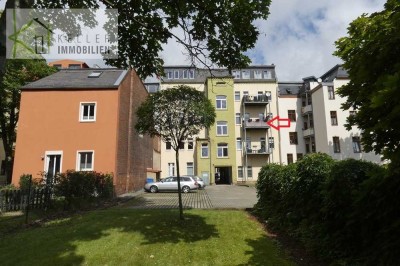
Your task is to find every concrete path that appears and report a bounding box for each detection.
[124,184,257,209]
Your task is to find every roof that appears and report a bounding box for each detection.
[22,69,128,90]
[278,82,303,96]
[320,64,349,82]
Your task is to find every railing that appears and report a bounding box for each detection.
[301,105,312,115]
[245,147,271,155]
[244,118,269,128]
[243,95,269,104]
[303,128,315,137]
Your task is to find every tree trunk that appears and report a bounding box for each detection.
[175,149,184,220]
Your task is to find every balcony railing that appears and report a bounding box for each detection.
[303,127,314,137]
[301,104,312,115]
[243,95,269,105]
[244,147,271,155]
[244,118,270,129]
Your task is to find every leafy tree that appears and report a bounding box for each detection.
[334,0,400,165]
[135,85,216,220]
[0,0,271,77]
[0,59,56,183]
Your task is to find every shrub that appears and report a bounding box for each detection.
[19,174,44,191]
[54,171,114,209]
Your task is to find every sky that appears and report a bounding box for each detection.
[1,0,386,80]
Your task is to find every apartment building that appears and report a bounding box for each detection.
[48,59,90,69]
[145,65,280,184]
[278,65,381,164]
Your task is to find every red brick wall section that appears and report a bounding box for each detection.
[114,70,153,195]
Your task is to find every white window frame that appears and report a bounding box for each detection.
[44,150,63,173]
[263,70,271,79]
[238,166,243,178]
[186,162,194,175]
[242,70,250,79]
[168,162,175,176]
[235,91,240,101]
[201,143,209,158]
[216,95,227,109]
[217,143,229,158]
[167,71,173,79]
[183,70,188,79]
[79,102,97,122]
[236,138,242,150]
[76,150,94,171]
[187,138,194,150]
[189,69,195,79]
[254,70,262,79]
[232,70,240,79]
[216,121,228,136]
[235,113,241,125]
[174,70,179,79]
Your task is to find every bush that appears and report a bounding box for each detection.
[54,171,114,209]
[19,174,44,191]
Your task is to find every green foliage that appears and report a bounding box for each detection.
[54,171,113,209]
[28,0,272,77]
[255,155,398,265]
[334,0,400,164]
[18,174,44,190]
[135,85,216,150]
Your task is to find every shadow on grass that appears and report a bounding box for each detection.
[0,209,219,265]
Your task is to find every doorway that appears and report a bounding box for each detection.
[215,166,232,185]
[44,151,62,184]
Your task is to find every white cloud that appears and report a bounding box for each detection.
[161,0,386,80]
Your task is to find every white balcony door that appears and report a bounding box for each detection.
[44,151,62,183]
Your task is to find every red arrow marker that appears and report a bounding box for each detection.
[267,116,291,130]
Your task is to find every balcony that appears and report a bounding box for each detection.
[244,118,270,129]
[243,95,269,105]
[301,104,312,115]
[303,128,314,137]
[245,147,271,155]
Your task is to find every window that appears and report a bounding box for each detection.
[166,139,171,150]
[80,103,96,122]
[216,95,227,109]
[235,91,240,101]
[297,153,303,161]
[77,151,94,171]
[288,110,296,122]
[68,64,81,69]
[232,70,240,79]
[263,70,272,79]
[236,113,241,125]
[174,70,179,79]
[238,166,243,178]
[168,163,175,176]
[328,86,335,99]
[187,162,194,175]
[236,138,242,150]
[179,141,185,149]
[183,70,188,79]
[167,71,173,79]
[217,121,228,135]
[217,143,228,158]
[187,138,194,150]
[331,111,338,125]
[333,137,341,153]
[289,132,298,144]
[201,143,209,157]
[88,71,102,78]
[269,137,274,149]
[242,70,250,79]
[352,137,362,153]
[189,70,195,79]
[247,166,253,178]
[254,70,262,79]
[287,154,293,164]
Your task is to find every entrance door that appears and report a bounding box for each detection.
[45,152,62,184]
[215,167,232,185]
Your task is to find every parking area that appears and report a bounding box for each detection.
[124,185,257,209]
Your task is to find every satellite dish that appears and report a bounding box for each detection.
[266,92,271,97]
[317,78,322,82]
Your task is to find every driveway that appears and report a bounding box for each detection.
[124,185,257,209]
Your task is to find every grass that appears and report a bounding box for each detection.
[0,208,294,266]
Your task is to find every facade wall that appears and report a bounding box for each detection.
[48,59,89,69]
[12,89,119,184]
[312,86,329,154]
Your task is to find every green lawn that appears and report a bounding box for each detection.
[0,208,294,266]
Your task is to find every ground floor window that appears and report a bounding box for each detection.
[247,166,253,178]
[187,162,194,175]
[168,162,175,176]
[238,166,243,178]
[77,151,93,171]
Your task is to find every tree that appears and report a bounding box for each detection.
[0,59,56,183]
[0,0,271,78]
[334,0,400,166]
[135,85,216,219]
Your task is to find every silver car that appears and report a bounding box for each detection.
[184,175,206,189]
[144,176,199,193]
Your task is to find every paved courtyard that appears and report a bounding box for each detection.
[124,185,258,209]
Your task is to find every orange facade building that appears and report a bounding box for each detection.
[48,59,90,69]
[12,68,159,195]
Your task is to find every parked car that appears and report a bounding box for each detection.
[184,175,206,189]
[144,176,199,193]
